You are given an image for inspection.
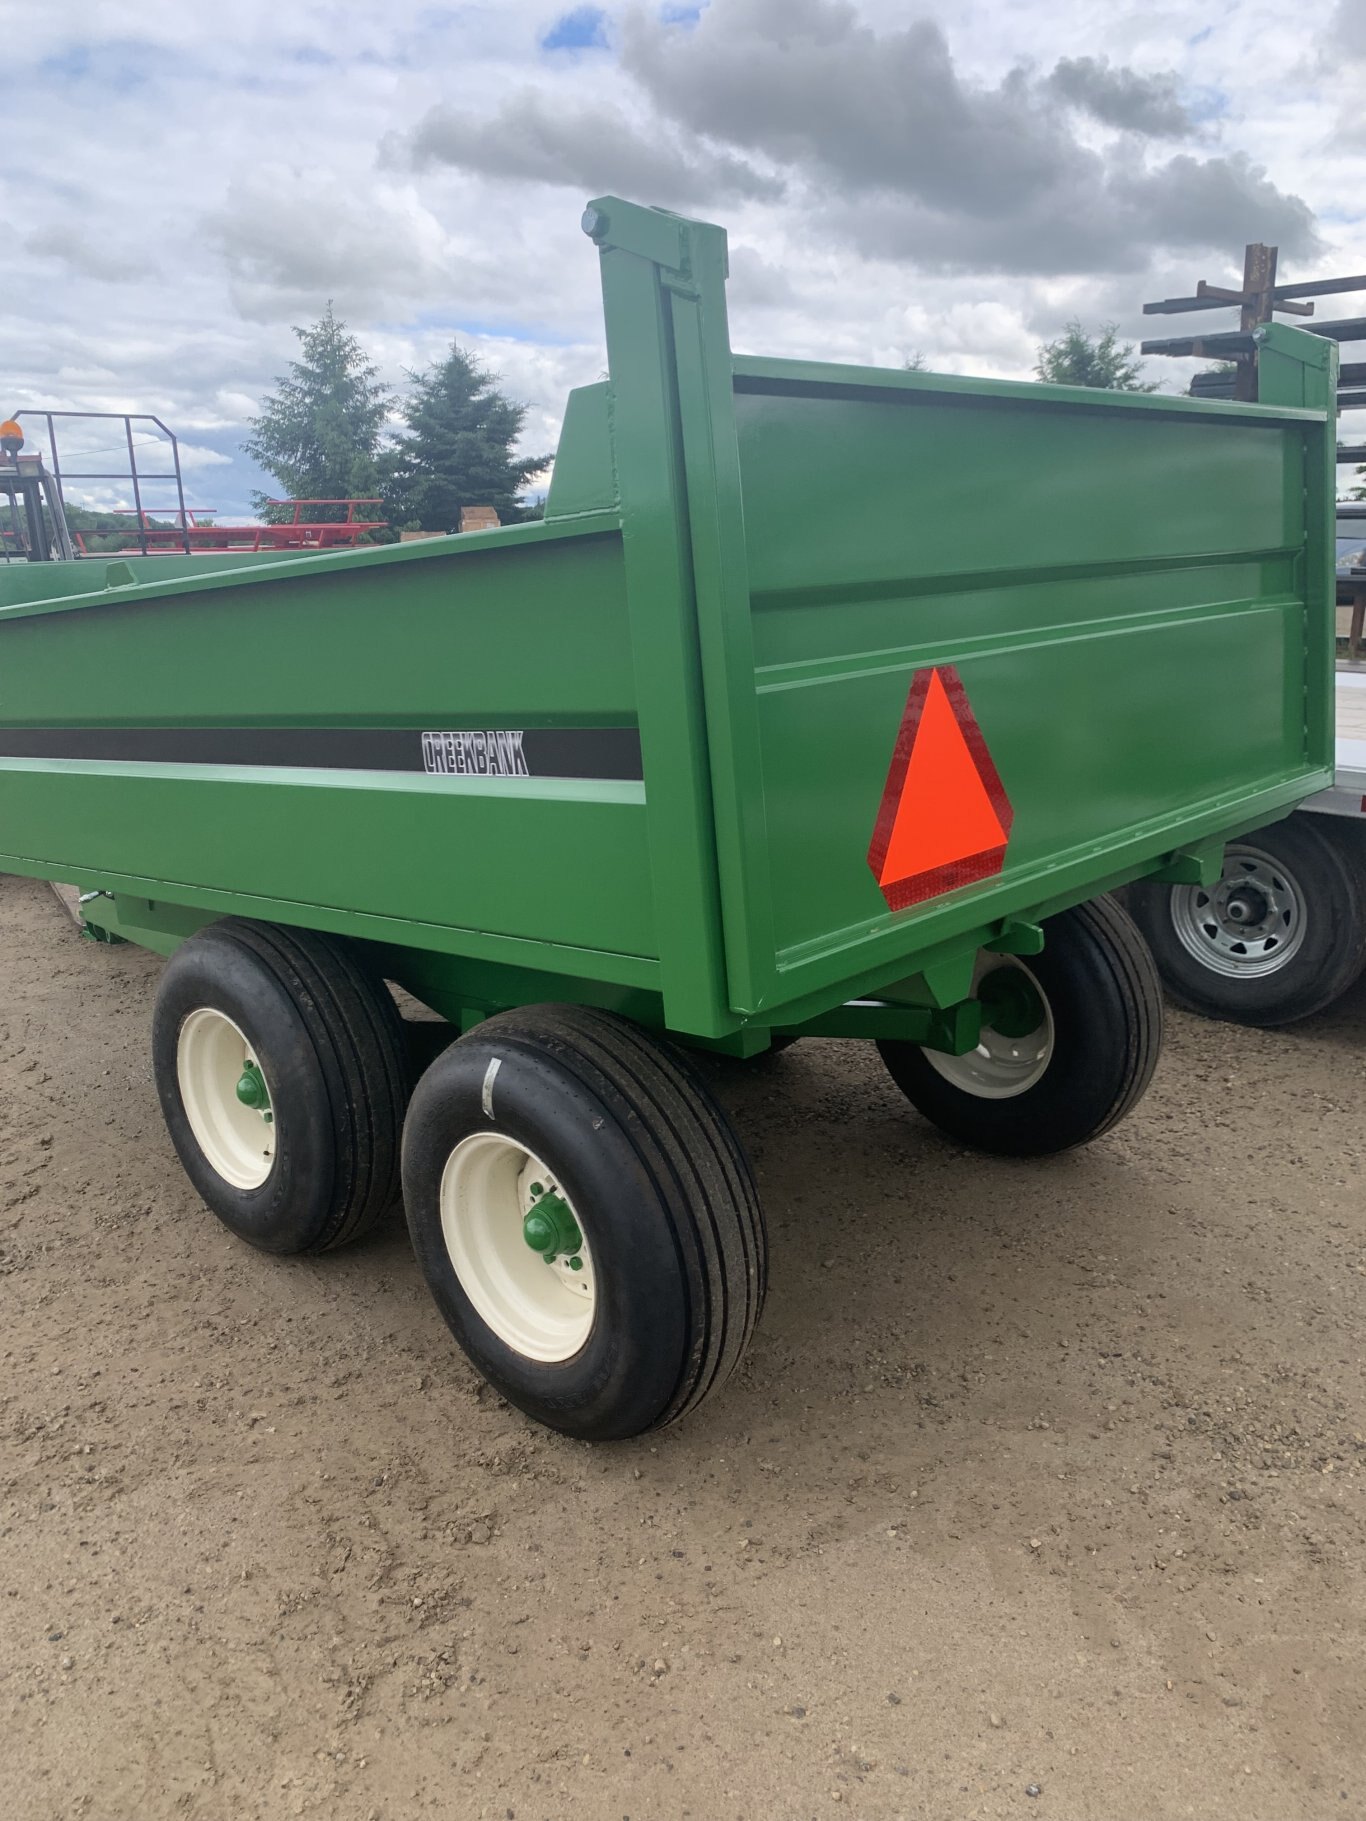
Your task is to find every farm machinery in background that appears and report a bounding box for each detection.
[70,498,390,557]
[0,415,77,560]
[0,409,387,562]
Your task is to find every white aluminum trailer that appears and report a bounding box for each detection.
[1304,671,1366,821]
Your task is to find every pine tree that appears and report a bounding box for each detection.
[1035,322,1159,392]
[245,306,391,521]
[381,345,551,531]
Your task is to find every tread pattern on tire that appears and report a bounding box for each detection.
[202,919,410,1250]
[470,1005,767,1429]
[1068,893,1163,1146]
[877,891,1163,1156]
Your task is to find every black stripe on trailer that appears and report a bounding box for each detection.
[0,726,645,782]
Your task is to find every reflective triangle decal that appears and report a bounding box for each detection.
[867,665,1013,911]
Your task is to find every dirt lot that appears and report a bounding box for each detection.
[1,872,1363,1821]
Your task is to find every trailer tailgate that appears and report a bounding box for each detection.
[724,359,1330,1018]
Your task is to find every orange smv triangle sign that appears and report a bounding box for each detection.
[867,665,1013,912]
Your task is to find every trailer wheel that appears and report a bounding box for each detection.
[1125,817,1366,1027]
[877,895,1162,1156]
[401,1006,766,1440]
[152,920,409,1253]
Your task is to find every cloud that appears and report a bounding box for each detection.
[398,90,783,204]
[207,171,459,321]
[827,146,1319,276]
[1114,152,1319,261]
[1332,0,1366,59]
[1326,0,1366,148]
[24,224,147,283]
[726,243,797,311]
[1044,56,1192,138]
[0,0,1351,522]
[175,442,235,470]
[621,4,1067,213]
[615,0,1318,272]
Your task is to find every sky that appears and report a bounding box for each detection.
[2,0,1364,519]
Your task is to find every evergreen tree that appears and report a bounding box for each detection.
[1035,321,1159,392]
[245,306,391,521]
[381,345,551,531]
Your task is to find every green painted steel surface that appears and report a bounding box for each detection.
[0,526,654,983]
[741,373,1317,974]
[0,197,1336,1040]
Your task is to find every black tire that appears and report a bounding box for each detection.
[1125,816,1366,1027]
[877,894,1162,1157]
[152,919,410,1253]
[401,1005,766,1441]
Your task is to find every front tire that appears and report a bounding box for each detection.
[152,919,410,1253]
[401,1006,766,1440]
[877,895,1162,1156]
[1126,817,1366,1027]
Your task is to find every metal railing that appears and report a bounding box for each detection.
[16,410,193,555]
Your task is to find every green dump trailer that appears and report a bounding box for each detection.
[0,199,1339,1438]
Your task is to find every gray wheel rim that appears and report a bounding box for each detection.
[1169,844,1307,979]
[923,954,1054,1100]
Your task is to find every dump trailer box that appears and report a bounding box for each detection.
[0,198,1338,1438]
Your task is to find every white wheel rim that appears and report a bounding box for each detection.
[439,1134,596,1364]
[923,954,1054,1100]
[176,1008,278,1190]
[1169,843,1307,978]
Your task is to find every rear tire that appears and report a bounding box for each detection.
[152,919,410,1253]
[401,1005,766,1440]
[1126,816,1366,1027]
[877,895,1162,1156]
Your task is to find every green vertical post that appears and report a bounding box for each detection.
[584,196,779,1024]
[582,199,732,1033]
[1257,321,1339,777]
[657,220,778,1018]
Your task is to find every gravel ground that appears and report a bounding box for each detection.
[1,871,1363,1821]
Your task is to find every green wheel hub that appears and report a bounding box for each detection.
[522,1188,584,1264]
[977,966,1046,1039]
[235,1059,272,1118]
